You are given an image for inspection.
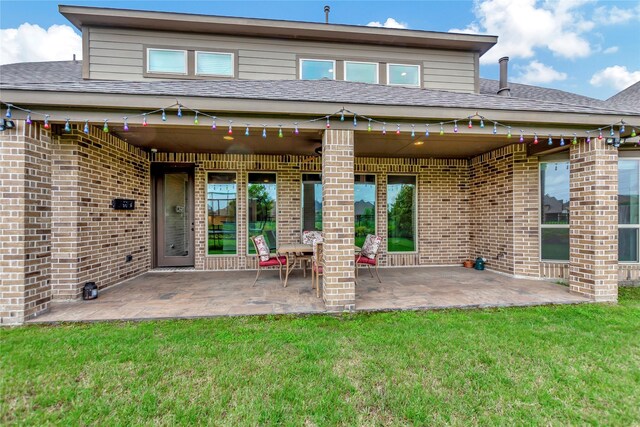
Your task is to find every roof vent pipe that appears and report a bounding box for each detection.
[497,56,511,96]
[324,5,330,24]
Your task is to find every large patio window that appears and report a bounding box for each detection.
[619,160,640,262]
[355,175,376,247]
[248,173,277,253]
[540,162,570,261]
[387,175,416,252]
[207,172,237,255]
[302,174,322,231]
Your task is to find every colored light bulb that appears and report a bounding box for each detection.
[194,113,199,125]
[453,121,458,133]
[294,123,299,135]
[143,116,148,127]
[43,115,50,129]
[353,115,357,127]
[262,126,267,138]
[396,124,401,135]
[560,135,565,146]
[598,129,603,140]
[572,133,577,145]
[326,117,331,129]
[533,133,539,145]
[411,125,415,138]
[340,111,344,121]
[211,119,217,130]
[177,106,182,118]
[610,126,615,136]
[367,120,372,132]
[519,130,524,143]
[123,117,129,132]
[245,126,250,136]
[5,105,11,118]
[425,125,430,137]
[621,124,626,133]
[493,123,497,135]
[507,127,512,138]
[26,114,32,125]
[548,135,553,145]
[439,123,444,135]
[468,119,473,129]
[84,120,89,134]
[103,120,109,133]
[278,126,283,138]
[632,128,637,138]
[586,132,591,143]
[64,119,71,132]
[228,122,233,135]
[480,119,485,128]
[161,110,166,121]
[382,123,386,135]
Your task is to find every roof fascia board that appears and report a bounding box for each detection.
[59,5,497,55]
[2,89,636,128]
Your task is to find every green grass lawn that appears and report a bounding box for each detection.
[2,289,639,425]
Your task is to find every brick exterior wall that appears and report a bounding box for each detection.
[569,139,618,301]
[0,121,51,325]
[469,145,517,274]
[50,126,150,300]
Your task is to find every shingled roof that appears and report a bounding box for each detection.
[607,81,640,112]
[1,61,637,116]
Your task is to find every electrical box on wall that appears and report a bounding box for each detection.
[111,199,135,210]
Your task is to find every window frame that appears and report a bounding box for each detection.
[146,48,188,75]
[344,61,379,84]
[299,58,337,80]
[195,50,235,77]
[386,63,421,87]
[206,171,238,257]
[618,157,640,263]
[300,173,323,232]
[386,174,418,254]
[539,161,570,262]
[247,172,278,255]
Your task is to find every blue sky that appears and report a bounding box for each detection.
[1,0,638,100]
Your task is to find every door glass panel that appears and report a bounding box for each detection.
[164,173,189,257]
[207,173,237,255]
[302,174,322,231]
[355,174,376,247]
[248,173,277,253]
[387,175,416,252]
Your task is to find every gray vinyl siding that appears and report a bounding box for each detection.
[87,26,478,93]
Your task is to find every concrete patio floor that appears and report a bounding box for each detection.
[29,267,590,323]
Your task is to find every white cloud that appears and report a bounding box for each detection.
[590,66,640,90]
[512,60,568,84]
[366,18,408,29]
[603,46,619,54]
[450,0,595,63]
[594,5,635,24]
[0,23,82,65]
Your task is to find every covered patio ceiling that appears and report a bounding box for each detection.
[109,124,518,159]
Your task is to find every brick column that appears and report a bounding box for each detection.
[321,129,355,311]
[512,145,540,277]
[569,138,618,301]
[0,121,51,325]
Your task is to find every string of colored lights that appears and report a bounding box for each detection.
[2,100,638,147]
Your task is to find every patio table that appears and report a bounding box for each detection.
[277,243,361,287]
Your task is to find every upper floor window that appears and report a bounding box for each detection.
[196,51,234,77]
[300,59,335,80]
[387,63,420,87]
[147,48,187,74]
[345,61,378,84]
